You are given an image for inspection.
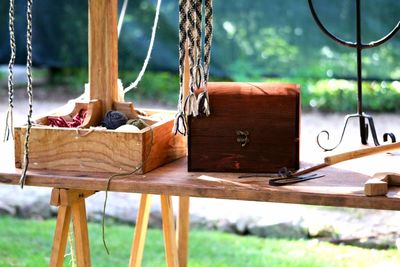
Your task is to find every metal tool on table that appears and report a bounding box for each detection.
[239,142,400,186]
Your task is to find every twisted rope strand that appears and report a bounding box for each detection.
[196,0,213,116]
[4,0,16,142]
[184,0,198,117]
[173,0,189,135]
[203,0,213,86]
[20,0,34,188]
[124,0,161,93]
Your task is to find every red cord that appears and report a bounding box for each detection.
[47,109,87,128]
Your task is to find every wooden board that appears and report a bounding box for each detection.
[2,142,400,210]
[14,110,186,174]
[188,82,300,173]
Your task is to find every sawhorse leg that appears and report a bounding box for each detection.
[129,195,190,267]
[49,189,95,267]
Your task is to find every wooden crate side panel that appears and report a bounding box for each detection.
[142,119,187,173]
[14,127,143,173]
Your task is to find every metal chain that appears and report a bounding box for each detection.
[20,0,34,188]
[4,0,16,142]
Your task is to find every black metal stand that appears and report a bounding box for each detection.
[308,0,400,151]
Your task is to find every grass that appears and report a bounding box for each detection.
[0,216,400,267]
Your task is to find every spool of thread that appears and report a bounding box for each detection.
[127,118,148,130]
[101,111,128,130]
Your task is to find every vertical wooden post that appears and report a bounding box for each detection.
[177,196,190,267]
[161,195,179,267]
[88,0,119,115]
[129,194,153,267]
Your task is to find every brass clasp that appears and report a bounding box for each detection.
[236,130,250,147]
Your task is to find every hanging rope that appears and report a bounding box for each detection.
[101,125,154,255]
[173,0,189,135]
[118,0,129,37]
[123,0,162,94]
[184,0,198,117]
[4,0,16,142]
[176,0,213,133]
[197,0,213,116]
[20,0,34,188]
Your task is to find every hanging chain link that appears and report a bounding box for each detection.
[20,0,34,188]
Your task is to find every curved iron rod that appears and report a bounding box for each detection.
[317,113,397,151]
[316,113,357,151]
[308,0,356,48]
[363,21,400,49]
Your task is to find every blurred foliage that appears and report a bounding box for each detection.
[0,0,398,112]
[49,68,400,112]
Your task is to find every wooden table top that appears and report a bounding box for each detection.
[1,141,400,211]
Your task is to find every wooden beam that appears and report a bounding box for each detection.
[88,0,119,115]
[177,196,190,267]
[161,195,179,267]
[129,194,153,267]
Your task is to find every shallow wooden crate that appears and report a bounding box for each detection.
[14,109,186,174]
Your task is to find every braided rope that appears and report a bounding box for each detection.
[197,0,212,116]
[20,0,34,188]
[173,0,188,135]
[184,0,198,117]
[203,0,213,86]
[4,0,16,142]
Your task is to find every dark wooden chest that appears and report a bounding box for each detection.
[188,82,300,172]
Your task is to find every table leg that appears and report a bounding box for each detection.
[177,196,190,267]
[50,205,72,267]
[49,189,94,267]
[161,195,179,267]
[129,194,153,267]
[71,198,91,267]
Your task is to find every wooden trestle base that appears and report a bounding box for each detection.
[49,189,189,267]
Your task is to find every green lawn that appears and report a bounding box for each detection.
[0,216,399,267]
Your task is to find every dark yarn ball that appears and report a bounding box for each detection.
[101,111,128,130]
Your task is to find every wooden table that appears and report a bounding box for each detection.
[1,142,400,266]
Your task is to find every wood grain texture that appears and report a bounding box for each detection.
[325,142,400,165]
[188,82,300,173]
[72,198,91,267]
[161,195,179,267]
[129,194,152,267]
[177,196,190,267]
[365,172,400,196]
[88,0,119,114]
[2,150,400,210]
[14,110,186,174]
[50,205,71,267]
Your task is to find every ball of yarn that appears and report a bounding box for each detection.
[127,118,148,130]
[116,124,141,132]
[101,111,128,130]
